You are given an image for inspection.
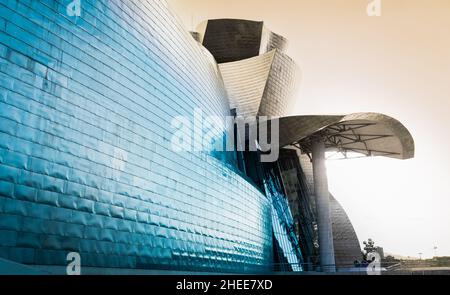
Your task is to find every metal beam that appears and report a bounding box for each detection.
[293,122,398,160]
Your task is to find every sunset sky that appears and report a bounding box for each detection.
[168,0,450,258]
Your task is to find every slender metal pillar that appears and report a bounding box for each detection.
[312,137,336,272]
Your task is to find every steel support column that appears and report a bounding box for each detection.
[312,136,336,272]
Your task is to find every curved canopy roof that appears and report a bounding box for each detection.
[263,112,415,160]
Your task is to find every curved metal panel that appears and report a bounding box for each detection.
[0,0,273,273]
[258,51,298,117]
[260,28,287,55]
[330,195,363,269]
[219,51,275,118]
[219,50,298,118]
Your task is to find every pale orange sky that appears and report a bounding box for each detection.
[168,0,450,258]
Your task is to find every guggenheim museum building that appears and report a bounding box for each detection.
[0,0,414,274]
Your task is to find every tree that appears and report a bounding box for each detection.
[362,238,377,260]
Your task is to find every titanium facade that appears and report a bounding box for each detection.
[0,0,273,273]
[202,19,305,271]
[219,51,275,118]
[0,0,415,274]
[219,50,298,118]
[260,30,287,53]
[257,51,297,117]
[330,195,363,269]
[208,20,298,119]
[201,18,414,273]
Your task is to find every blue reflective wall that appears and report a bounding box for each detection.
[0,0,273,273]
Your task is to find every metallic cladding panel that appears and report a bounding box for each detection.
[0,0,273,273]
[260,29,287,54]
[219,51,275,118]
[202,19,264,63]
[190,31,201,43]
[219,50,298,119]
[330,195,363,269]
[258,51,298,117]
